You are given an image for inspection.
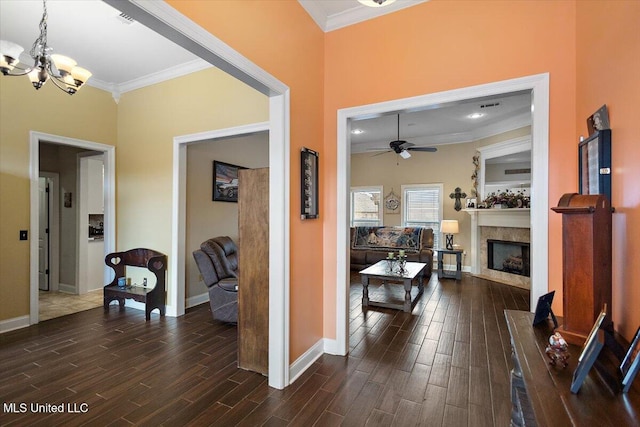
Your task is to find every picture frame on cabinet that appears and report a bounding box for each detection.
[621,326,640,393]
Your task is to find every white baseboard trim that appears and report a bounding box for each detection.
[323,338,342,355]
[0,315,30,334]
[289,338,325,384]
[58,283,76,294]
[441,263,472,273]
[186,292,209,309]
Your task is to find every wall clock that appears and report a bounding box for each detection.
[384,190,400,214]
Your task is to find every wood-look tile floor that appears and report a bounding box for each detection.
[1,273,529,426]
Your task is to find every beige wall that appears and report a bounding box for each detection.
[0,66,267,323]
[186,133,269,299]
[0,78,116,321]
[115,67,268,308]
[351,126,531,267]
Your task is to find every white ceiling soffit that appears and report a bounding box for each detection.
[0,0,209,100]
[298,0,430,32]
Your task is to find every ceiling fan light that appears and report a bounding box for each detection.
[399,150,411,159]
[71,66,92,86]
[51,54,77,74]
[358,0,397,7]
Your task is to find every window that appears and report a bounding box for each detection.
[350,186,382,227]
[402,184,443,248]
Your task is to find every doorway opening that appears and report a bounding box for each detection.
[335,74,550,355]
[30,132,116,325]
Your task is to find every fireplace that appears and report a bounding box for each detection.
[487,239,530,277]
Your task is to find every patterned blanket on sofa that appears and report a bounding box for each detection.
[352,227,423,252]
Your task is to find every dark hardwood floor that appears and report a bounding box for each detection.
[0,273,529,426]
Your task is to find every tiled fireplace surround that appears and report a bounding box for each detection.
[465,209,531,289]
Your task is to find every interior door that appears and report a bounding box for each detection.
[38,177,50,291]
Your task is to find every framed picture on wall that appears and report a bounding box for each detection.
[213,161,246,202]
[301,147,319,219]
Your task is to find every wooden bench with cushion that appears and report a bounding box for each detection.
[103,248,167,320]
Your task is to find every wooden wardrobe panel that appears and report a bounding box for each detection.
[238,168,269,374]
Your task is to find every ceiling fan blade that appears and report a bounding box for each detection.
[370,150,392,157]
[407,146,438,152]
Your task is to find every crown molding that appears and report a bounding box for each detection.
[86,59,212,102]
[298,0,429,33]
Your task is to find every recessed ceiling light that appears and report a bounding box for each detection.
[351,129,364,135]
[467,113,484,119]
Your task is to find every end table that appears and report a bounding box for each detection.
[437,248,463,280]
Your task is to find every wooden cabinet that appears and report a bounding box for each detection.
[237,168,269,374]
[551,193,612,345]
[505,310,640,426]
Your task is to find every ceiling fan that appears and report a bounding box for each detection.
[375,114,437,159]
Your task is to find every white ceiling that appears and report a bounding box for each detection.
[0,0,207,97]
[350,92,532,154]
[1,0,531,153]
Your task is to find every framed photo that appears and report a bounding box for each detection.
[570,305,607,393]
[465,198,477,209]
[578,129,611,201]
[213,161,246,202]
[579,305,607,362]
[571,329,605,394]
[621,326,640,393]
[301,147,319,220]
[532,290,557,329]
[586,104,610,136]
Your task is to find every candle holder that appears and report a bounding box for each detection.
[385,253,396,273]
[396,254,407,275]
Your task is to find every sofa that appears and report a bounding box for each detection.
[350,226,434,277]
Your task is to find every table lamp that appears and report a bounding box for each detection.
[441,220,459,250]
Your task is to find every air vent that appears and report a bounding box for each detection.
[480,102,501,108]
[116,12,135,25]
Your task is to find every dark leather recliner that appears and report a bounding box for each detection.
[193,236,239,323]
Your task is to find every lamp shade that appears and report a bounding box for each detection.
[0,40,24,70]
[441,220,459,234]
[51,54,77,74]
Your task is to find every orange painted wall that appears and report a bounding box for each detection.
[166,0,325,361]
[165,0,640,359]
[576,1,640,341]
[323,0,577,335]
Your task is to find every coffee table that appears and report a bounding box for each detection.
[359,260,427,312]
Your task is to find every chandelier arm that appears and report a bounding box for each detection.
[48,73,75,95]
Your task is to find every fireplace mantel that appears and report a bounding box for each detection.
[464,208,531,275]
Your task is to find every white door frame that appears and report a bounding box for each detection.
[29,132,116,325]
[39,172,60,292]
[335,74,550,355]
[112,1,291,389]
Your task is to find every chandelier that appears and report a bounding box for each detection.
[0,0,91,95]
